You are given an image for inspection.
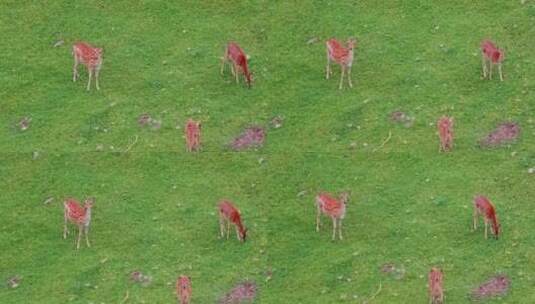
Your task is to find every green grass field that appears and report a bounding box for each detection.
[1,1,535,303]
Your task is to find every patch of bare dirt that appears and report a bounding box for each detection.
[219,281,257,304]
[389,111,413,127]
[380,263,405,280]
[480,122,520,147]
[471,274,510,300]
[6,276,21,288]
[230,127,265,150]
[130,270,152,287]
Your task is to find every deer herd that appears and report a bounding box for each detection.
[62,37,508,303]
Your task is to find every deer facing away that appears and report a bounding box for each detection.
[428,267,444,304]
[72,42,103,90]
[176,275,192,304]
[437,116,454,152]
[326,38,357,89]
[316,192,349,240]
[185,119,201,152]
[63,197,94,249]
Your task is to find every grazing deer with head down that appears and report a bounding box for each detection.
[326,38,357,89]
[63,197,94,249]
[316,192,349,240]
[473,195,500,239]
[428,267,444,304]
[437,116,454,152]
[72,42,103,90]
[185,119,201,152]
[218,200,247,242]
[481,40,504,81]
[176,275,192,304]
[221,42,252,87]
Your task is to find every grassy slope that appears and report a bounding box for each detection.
[1,1,535,303]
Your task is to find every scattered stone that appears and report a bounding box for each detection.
[43,197,54,205]
[32,151,40,160]
[471,274,510,300]
[380,263,405,280]
[96,144,104,151]
[307,37,319,45]
[480,122,520,147]
[270,115,284,129]
[130,271,152,287]
[528,167,535,174]
[138,113,152,126]
[389,111,413,127]
[219,281,257,304]
[297,190,307,197]
[53,39,64,47]
[230,126,265,150]
[18,117,31,131]
[6,276,21,288]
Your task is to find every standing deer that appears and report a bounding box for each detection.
[473,195,500,239]
[218,200,247,242]
[481,40,504,81]
[428,267,444,304]
[72,42,103,90]
[316,192,349,240]
[220,42,252,87]
[185,119,201,152]
[437,116,454,152]
[63,197,94,250]
[326,38,357,89]
[176,275,192,304]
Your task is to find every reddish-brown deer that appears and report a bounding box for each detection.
[72,42,103,90]
[437,116,454,152]
[481,40,504,81]
[220,42,252,87]
[218,200,247,242]
[473,195,500,239]
[326,38,357,89]
[176,275,192,304]
[428,267,444,304]
[63,197,94,249]
[185,119,201,152]
[316,192,349,240]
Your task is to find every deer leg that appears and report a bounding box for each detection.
[95,68,100,90]
[473,208,478,230]
[338,219,343,240]
[489,63,493,80]
[234,64,239,84]
[77,225,82,250]
[481,55,487,78]
[235,227,240,241]
[332,218,337,241]
[484,219,488,239]
[316,205,321,232]
[63,211,68,239]
[347,66,353,88]
[220,56,227,75]
[219,216,225,238]
[230,64,236,77]
[498,63,503,81]
[87,69,93,91]
[226,221,231,239]
[73,55,79,82]
[339,67,345,90]
[85,225,91,247]
[326,56,331,79]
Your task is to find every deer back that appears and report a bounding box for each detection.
[73,42,103,68]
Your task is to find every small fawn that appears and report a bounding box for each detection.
[185,119,201,152]
[428,267,444,304]
[218,200,247,242]
[437,116,454,152]
[72,42,103,90]
[63,197,94,250]
[481,40,504,81]
[473,195,500,239]
[176,275,192,304]
[326,38,357,89]
[220,42,252,87]
[316,192,349,240]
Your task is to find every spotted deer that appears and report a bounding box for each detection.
[437,116,454,152]
[326,38,357,89]
[176,275,192,304]
[316,192,349,240]
[481,40,504,81]
[63,197,94,249]
[185,119,201,152]
[473,195,500,239]
[72,42,103,90]
[220,42,252,87]
[218,200,247,242]
[429,267,444,304]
